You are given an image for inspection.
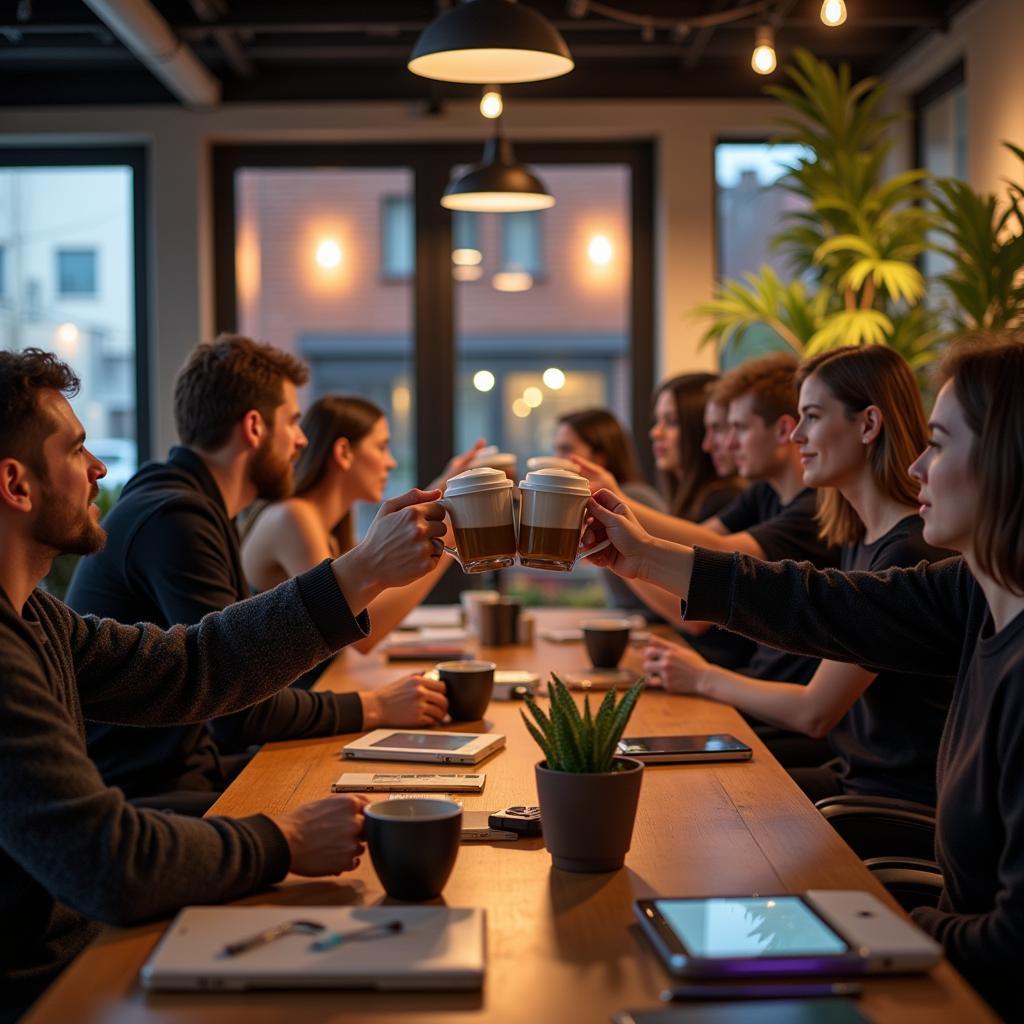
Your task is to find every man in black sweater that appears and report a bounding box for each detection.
[68,335,447,813]
[0,348,448,1021]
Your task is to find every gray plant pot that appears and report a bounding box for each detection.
[534,756,644,873]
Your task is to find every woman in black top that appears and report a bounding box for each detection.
[584,338,1024,1019]
[643,346,954,806]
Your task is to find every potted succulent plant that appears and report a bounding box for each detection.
[522,674,644,873]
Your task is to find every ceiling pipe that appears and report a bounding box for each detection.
[81,0,221,108]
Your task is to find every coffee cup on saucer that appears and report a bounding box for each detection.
[441,467,518,574]
[516,468,609,571]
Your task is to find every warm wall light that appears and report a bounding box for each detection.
[452,247,483,266]
[523,386,543,408]
[55,322,80,354]
[480,87,503,119]
[820,0,847,26]
[473,369,496,392]
[751,25,777,75]
[512,398,532,418]
[315,239,342,269]
[454,264,484,282]
[542,367,566,390]
[492,270,533,292]
[588,234,613,266]
[391,384,411,416]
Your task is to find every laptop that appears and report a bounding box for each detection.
[140,905,485,991]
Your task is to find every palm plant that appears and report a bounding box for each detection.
[695,50,940,369]
[521,674,643,773]
[929,143,1024,332]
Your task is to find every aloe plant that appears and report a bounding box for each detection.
[521,674,644,773]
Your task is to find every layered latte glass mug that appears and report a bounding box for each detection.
[441,467,518,573]
[517,468,608,571]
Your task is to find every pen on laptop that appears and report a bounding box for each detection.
[309,919,404,952]
[219,919,325,958]
[660,981,863,1002]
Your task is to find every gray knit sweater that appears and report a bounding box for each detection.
[0,560,368,1020]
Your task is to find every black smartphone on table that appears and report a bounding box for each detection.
[617,734,752,763]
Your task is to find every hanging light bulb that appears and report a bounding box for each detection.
[409,0,574,84]
[480,86,503,119]
[820,0,847,26]
[751,25,777,75]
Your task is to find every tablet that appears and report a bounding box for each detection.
[341,729,506,765]
[617,734,752,763]
[635,891,941,978]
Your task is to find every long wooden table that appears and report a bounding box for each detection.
[26,609,993,1023]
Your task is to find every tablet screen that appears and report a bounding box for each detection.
[369,732,476,751]
[653,897,849,957]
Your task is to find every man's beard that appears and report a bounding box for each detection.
[34,484,106,556]
[250,435,294,502]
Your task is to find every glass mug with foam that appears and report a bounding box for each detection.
[516,468,609,571]
[441,467,518,573]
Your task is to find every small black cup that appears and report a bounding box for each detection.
[437,660,496,720]
[582,618,632,669]
[364,798,462,901]
[478,598,522,646]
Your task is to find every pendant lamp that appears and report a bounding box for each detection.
[442,122,555,213]
[409,0,574,85]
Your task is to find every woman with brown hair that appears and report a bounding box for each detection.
[585,337,1024,1018]
[650,373,743,520]
[242,394,481,656]
[643,345,955,804]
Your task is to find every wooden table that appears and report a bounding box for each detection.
[26,609,993,1023]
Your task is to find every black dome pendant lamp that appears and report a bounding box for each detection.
[409,0,574,85]
[441,118,555,213]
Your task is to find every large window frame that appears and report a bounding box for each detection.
[212,142,655,486]
[0,145,152,462]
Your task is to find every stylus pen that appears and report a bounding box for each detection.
[661,981,863,1002]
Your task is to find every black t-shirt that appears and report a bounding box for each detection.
[718,482,838,683]
[717,482,839,567]
[830,516,955,803]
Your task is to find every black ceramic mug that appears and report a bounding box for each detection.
[582,618,632,669]
[437,660,496,720]
[364,798,462,901]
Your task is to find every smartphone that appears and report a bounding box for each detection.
[617,734,752,763]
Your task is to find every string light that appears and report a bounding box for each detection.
[820,0,847,26]
[751,24,777,76]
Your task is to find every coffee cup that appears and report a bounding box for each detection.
[460,589,500,636]
[582,618,632,668]
[517,468,609,571]
[436,659,496,720]
[470,447,519,482]
[477,598,521,646]
[364,798,462,901]
[441,467,518,573]
[526,455,577,473]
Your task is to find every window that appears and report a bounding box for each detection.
[381,195,414,280]
[714,141,811,369]
[453,211,480,252]
[501,211,544,276]
[0,152,148,491]
[57,247,98,296]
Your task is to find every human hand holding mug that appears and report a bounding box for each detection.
[270,794,368,877]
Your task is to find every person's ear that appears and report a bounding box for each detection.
[333,436,353,471]
[861,406,883,447]
[776,414,798,444]
[240,409,266,451]
[0,458,35,515]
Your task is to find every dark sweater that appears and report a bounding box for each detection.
[829,516,955,804]
[685,548,1023,1018]
[67,448,363,797]
[0,561,369,1021]
[718,482,839,683]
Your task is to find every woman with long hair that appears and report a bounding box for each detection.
[644,345,955,804]
[585,337,1024,1017]
[651,373,742,520]
[242,394,481,655]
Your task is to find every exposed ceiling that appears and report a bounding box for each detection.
[0,0,973,107]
